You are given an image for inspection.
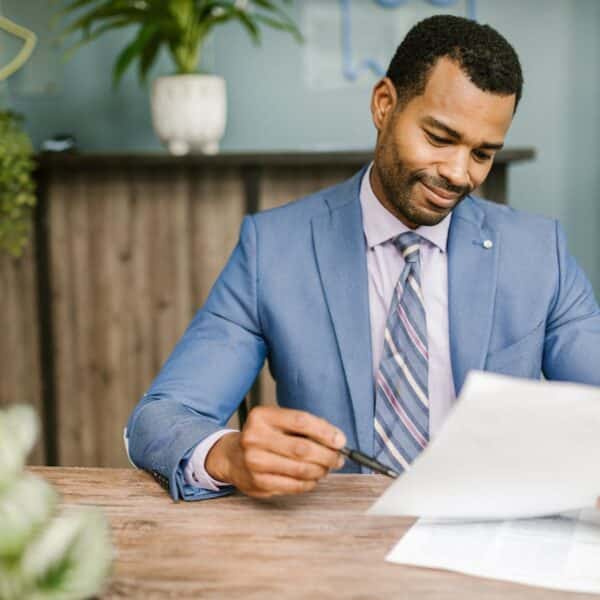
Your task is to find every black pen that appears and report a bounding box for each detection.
[339,446,399,479]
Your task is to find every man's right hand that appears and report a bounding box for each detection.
[204,406,347,498]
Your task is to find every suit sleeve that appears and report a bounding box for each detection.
[542,220,600,385]
[125,215,267,501]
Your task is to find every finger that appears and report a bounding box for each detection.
[258,428,343,470]
[244,448,330,481]
[258,407,347,450]
[250,473,318,496]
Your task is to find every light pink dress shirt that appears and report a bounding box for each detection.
[185,163,456,489]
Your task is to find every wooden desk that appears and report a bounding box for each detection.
[30,467,587,599]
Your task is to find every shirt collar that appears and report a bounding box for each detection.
[360,162,451,252]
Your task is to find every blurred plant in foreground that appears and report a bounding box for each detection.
[0,405,113,599]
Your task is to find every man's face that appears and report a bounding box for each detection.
[371,57,516,228]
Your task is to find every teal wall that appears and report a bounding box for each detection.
[2,0,599,295]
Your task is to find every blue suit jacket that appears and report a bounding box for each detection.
[125,167,600,501]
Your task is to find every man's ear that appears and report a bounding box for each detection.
[371,77,398,132]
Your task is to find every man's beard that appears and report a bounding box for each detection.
[375,141,471,227]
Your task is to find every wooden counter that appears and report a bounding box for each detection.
[2,150,534,469]
[30,467,588,600]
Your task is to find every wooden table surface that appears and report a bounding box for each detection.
[30,467,593,600]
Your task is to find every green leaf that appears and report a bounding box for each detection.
[192,0,235,20]
[138,34,162,82]
[60,0,105,15]
[251,0,296,23]
[61,17,137,59]
[112,22,160,86]
[233,9,261,44]
[253,13,302,42]
[57,0,303,83]
[62,6,146,36]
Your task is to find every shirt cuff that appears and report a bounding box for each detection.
[184,429,238,491]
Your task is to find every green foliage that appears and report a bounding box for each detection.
[0,405,114,599]
[60,0,303,86]
[0,111,36,259]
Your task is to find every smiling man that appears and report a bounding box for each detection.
[125,15,600,501]
[372,56,513,227]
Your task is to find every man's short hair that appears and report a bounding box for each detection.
[386,14,523,110]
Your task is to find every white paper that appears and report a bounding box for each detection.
[368,371,600,519]
[386,509,600,595]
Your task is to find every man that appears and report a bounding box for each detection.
[125,15,600,502]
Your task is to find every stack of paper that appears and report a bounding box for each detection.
[368,371,600,593]
[386,510,600,594]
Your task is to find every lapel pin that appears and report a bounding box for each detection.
[483,239,493,249]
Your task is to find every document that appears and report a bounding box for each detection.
[385,509,600,594]
[368,371,600,520]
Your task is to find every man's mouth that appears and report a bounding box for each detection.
[419,181,461,209]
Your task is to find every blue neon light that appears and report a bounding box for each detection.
[341,0,477,81]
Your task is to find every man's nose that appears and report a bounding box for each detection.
[437,150,471,191]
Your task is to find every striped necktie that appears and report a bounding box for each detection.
[374,231,429,473]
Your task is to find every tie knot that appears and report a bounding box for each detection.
[394,231,421,264]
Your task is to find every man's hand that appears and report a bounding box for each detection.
[205,406,347,498]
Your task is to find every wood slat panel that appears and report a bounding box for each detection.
[259,166,359,211]
[187,168,246,430]
[0,240,45,464]
[49,167,245,466]
[188,167,246,303]
[36,158,514,466]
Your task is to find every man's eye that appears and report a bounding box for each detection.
[426,132,451,145]
[473,149,492,161]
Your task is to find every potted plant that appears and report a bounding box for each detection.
[0,15,37,258]
[62,0,302,155]
[0,112,37,258]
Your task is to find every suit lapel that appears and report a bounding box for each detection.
[311,177,499,452]
[448,196,500,395]
[312,168,375,458]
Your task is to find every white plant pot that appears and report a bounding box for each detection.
[151,74,226,155]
